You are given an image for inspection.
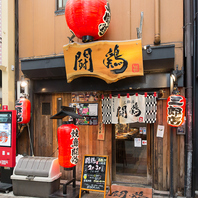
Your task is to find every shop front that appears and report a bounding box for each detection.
[19,41,186,193]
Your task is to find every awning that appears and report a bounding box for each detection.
[21,44,175,80]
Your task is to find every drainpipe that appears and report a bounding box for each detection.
[192,0,197,196]
[185,0,193,197]
[154,0,160,45]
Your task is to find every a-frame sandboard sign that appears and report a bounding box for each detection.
[79,155,111,198]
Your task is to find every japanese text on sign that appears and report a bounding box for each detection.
[70,128,79,164]
[167,95,186,127]
[64,39,144,83]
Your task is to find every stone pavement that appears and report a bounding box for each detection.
[0,191,187,198]
[0,181,186,198]
[0,189,174,198]
[0,191,169,198]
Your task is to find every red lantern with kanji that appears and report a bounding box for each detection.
[167,95,186,127]
[15,98,31,124]
[65,0,111,42]
[57,122,79,168]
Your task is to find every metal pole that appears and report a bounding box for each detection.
[192,0,197,196]
[170,127,174,197]
[185,0,193,197]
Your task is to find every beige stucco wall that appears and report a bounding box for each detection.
[18,0,183,69]
[1,0,15,109]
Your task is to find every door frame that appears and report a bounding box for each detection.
[112,124,152,185]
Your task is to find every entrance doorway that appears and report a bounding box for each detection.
[112,123,151,184]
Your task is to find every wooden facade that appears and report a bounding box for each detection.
[16,89,185,193]
[17,0,185,195]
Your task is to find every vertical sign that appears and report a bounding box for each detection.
[167,95,186,127]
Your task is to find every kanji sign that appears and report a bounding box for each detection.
[167,95,186,127]
[63,39,143,83]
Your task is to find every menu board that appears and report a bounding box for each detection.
[79,155,111,198]
[82,156,107,190]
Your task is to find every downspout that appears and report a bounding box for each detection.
[185,0,193,197]
[15,0,19,85]
[154,0,160,45]
[15,0,19,154]
[192,0,197,195]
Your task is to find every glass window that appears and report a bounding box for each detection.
[57,0,67,10]
[115,123,147,177]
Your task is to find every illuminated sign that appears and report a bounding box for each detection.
[167,95,186,127]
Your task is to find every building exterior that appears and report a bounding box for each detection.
[16,0,186,196]
[1,0,15,109]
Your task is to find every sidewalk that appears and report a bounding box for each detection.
[0,191,169,198]
[0,191,186,198]
[0,191,182,198]
[0,181,185,198]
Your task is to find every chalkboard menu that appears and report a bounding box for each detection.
[81,156,107,191]
[79,155,111,198]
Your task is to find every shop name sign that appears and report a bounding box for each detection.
[63,39,143,84]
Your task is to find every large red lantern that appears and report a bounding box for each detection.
[15,98,31,124]
[65,0,111,42]
[57,122,79,169]
[167,94,186,127]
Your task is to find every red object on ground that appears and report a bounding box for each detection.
[167,94,186,127]
[65,0,111,42]
[57,123,79,168]
[15,98,31,124]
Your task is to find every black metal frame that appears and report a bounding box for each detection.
[60,166,76,195]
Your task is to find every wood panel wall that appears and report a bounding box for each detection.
[153,89,185,193]
[50,92,112,181]
[34,94,53,157]
[31,89,185,192]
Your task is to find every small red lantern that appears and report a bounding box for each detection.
[15,98,31,124]
[167,95,186,127]
[57,122,79,168]
[65,0,111,42]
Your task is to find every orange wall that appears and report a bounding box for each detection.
[19,0,183,67]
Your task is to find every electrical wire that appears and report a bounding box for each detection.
[27,123,34,156]
[50,147,59,157]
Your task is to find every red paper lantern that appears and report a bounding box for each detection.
[167,94,186,127]
[65,0,111,42]
[15,98,31,124]
[57,123,79,168]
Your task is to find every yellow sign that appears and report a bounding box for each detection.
[63,39,143,84]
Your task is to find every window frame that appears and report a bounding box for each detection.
[56,0,67,11]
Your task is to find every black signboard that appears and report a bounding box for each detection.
[79,155,111,198]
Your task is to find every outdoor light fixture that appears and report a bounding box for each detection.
[20,80,27,88]
[170,65,183,94]
[171,73,176,82]
[17,75,29,99]
[143,45,152,54]
[20,75,28,87]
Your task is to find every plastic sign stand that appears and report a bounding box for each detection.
[0,108,17,193]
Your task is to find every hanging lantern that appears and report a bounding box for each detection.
[167,94,186,127]
[65,0,111,42]
[15,98,31,124]
[57,122,79,169]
